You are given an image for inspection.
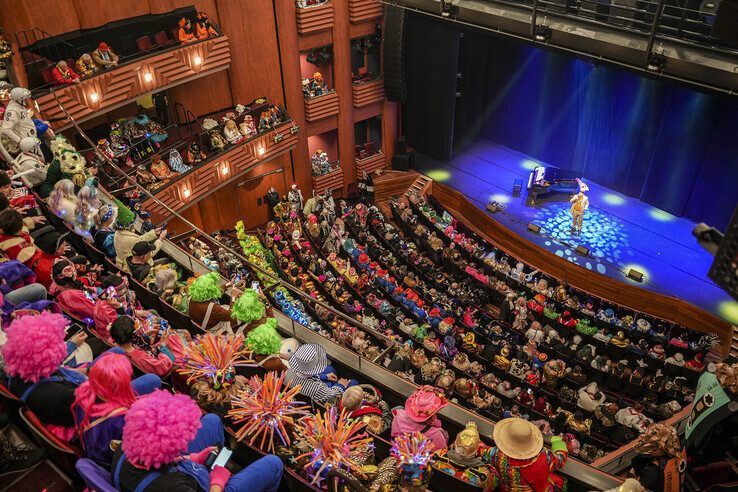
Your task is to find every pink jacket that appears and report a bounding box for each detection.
[391,408,449,451]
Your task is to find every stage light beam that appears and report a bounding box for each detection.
[718,301,738,324]
[490,193,511,204]
[649,208,675,222]
[520,159,540,171]
[426,169,451,182]
[602,193,625,206]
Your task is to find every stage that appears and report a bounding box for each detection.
[411,140,738,324]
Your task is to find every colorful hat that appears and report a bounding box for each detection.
[114,198,135,228]
[289,343,328,376]
[405,385,447,422]
[98,42,110,51]
[492,417,544,460]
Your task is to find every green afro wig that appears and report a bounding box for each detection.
[188,272,223,302]
[115,198,135,228]
[231,289,266,323]
[245,318,281,355]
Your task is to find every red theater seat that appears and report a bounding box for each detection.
[136,35,153,52]
[19,408,82,456]
[154,31,173,46]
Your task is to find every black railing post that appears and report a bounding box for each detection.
[531,0,541,35]
[644,0,666,63]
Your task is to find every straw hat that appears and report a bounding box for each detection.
[493,417,544,460]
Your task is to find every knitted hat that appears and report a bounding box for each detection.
[188,272,223,302]
[115,198,135,228]
[231,289,265,323]
[122,390,202,468]
[246,318,281,355]
[1,312,69,382]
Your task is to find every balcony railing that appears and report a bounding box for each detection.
[349,0,385,23]
[34,35,230,131]
[352,78,384,108]
[141,119,299,222]
[295,1,335,35]
[355,149,386,175]
[304,90,340,122]
[311,163,344,196]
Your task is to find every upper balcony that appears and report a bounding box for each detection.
[17,7,230,131]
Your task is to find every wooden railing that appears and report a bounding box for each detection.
[36,35,231,131]
[304,91,339,122]
[295,1,335,35]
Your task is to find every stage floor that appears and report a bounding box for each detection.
[411,140,738,324]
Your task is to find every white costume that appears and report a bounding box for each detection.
[1,88,37,155]
[12,137,48,186]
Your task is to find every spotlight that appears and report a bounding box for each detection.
[646,52,666,72]
[90,92,99,102]
[441,0,459,17]
[533,25,552,43]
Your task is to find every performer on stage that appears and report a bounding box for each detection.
[570,179,589,234]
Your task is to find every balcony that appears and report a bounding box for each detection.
[296,1,335,35]
[355,150,385,175]
[304,90,339,122]
[141,120,299,222]
[34,36,231,131]
[348,0,384,23]
[312,164,343,196]
[352,79,384,108]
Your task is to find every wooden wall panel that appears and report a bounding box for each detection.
[217,0,285,106]
[168,70,233,117]
[72,0,149,29]
[0,0,81,39]
[332,0,357,193]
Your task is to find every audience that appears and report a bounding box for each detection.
[391,385,449,450]
[109,315,174,376]
[92,42,119,69]
[75,53,98,77]
[51,60,80,85]
[284,343,351,404]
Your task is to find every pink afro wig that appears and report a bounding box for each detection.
[122,390,202,468]
[1,311,69,382]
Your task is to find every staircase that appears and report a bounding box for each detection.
[404,174,432,198]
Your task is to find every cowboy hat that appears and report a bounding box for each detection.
[493,417,544,460]
[405,385,447,422]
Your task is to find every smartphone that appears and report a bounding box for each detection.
[205,447,232,470]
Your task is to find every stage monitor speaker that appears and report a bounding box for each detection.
[393,153,411,171]
[713,0,738,49]
[575,245,590,256]
[383,6,407,102]
[627,269,644,282]
[527,223,541,234]
[709,205,738,301]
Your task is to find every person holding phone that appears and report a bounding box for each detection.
[111,390,283,492]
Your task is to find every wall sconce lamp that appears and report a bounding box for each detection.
[274,133,283,143]
[90,92,99,102]
[182,188,191,199]
[144,72,153,83]
[221,164,230,176]
[193,55,202,66]
[258,147,266,157]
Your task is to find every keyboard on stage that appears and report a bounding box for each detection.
[526,165,581,205]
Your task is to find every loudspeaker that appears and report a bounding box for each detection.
[396,135,407,154]
[575,245,590,256]
[713,0,738,48]
[383,6,407,102]
[627,269,644,282]
[393,153,411,171]
[709,205,738,300]
[527,223,541,234]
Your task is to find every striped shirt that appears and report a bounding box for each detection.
[284,370,344,405]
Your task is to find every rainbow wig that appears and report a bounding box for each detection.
[188,272,223,302]
[122,390,202,469]
[246,318,281,355]
[1,312,69,382]
[231,289,265,324]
